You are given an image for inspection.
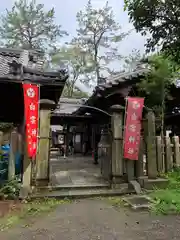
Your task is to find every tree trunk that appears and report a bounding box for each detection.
[94,47,100,85]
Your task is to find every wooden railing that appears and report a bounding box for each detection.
[135,135,180,181]
[156,136,180,172]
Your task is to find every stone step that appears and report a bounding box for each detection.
[31,183,133,199]
[122,195,153,210]
[36,183,110,191]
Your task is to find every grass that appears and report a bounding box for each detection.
[149,168,180,215]
[106,196,124,207]
[0,198,72,232]
[91,196,124,208]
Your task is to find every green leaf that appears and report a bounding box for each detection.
[0,0,68,51]
[125,0,180,63]
[73,0,129,85]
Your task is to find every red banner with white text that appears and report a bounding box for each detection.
[123,97,144,160]
[23,83,39,158]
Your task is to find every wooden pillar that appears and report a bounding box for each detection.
[146,111,157,179]
[0,131,3,148]
[36,99,56,186]
[91,124,95,156]
[172,136,180,168]
[17,131,23,179]
[99,126,112,181]
[92,125,95,149]
[65,125,70,156]
[0,131,3,176]
[135,137,144,178]
[8,128,18,180]
[17,132,23,156]
[111,105,124,187]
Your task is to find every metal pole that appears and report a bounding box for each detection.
[51,103,113,117]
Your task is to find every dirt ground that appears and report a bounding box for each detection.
[0,200,22,218]
[0,198,180,240]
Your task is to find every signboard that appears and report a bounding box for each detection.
[23,83,39,158]
[123,97,144,160]
[58,135,64,144]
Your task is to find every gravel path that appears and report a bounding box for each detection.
[1,199,180,240]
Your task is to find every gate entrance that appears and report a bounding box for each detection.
[49,98,112,188]
[49,155,109,187]
[49,122,111,188]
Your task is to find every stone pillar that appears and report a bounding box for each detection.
[36,99,56,186]
[8,128,18,180]
[146,111,158,179]
[111,105,124,187]
[19,120,32,198]
[21,138,32,197]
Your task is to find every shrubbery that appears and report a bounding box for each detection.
[150,168,180,214]
[0,178,20,200]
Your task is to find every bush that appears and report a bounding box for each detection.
[0,178,21,200]
[150,167,180,214]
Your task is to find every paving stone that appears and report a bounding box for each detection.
[50,156,107,187]
[123,195,152,210]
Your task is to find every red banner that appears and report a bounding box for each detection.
[123,97,144,160]
[23,83,39,158]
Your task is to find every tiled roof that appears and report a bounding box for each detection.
[74,68,150,115]
[53,68,149,116]
[0,48,68,85]
[53,97,87,115]
[0,63,68,86]
[94,68,149,93]
[0,47,44,76]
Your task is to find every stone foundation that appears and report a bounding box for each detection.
[138,176,169,190]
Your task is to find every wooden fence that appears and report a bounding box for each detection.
[123,111,180,183]
[137,135,180,180]
[156,136,180,172]
[98,111,180,183]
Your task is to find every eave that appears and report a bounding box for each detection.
[74,68,149,116]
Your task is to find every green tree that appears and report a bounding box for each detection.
[138,54,178,134]
[0,0,67,51]
[62,85,89,98]
[74,0,128,85]
[124,49,143,72]
[51,44,92,97]
[124,0,180,63]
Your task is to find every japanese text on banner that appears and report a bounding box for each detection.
[23,83,39,158]
[123,97,144,160]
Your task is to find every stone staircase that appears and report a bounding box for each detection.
[31,152,135,199]
[31,183,133,199]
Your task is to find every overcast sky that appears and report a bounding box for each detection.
[0,0,147,92]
